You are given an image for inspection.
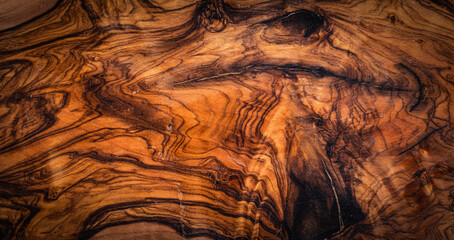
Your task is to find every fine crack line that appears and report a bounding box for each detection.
[320,157,345,232]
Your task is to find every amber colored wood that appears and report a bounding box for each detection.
[0,0,453,239]
[0,0,59,31]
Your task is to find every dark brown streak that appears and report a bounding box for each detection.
[398,125,447,155]
[396,63,425,112]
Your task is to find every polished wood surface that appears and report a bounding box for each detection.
[0,0,453,239]
[0,0,59,31]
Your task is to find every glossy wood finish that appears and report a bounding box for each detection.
[0,0,453,239]
[0,0,59,31]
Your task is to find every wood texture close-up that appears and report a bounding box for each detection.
[0,0,453,239]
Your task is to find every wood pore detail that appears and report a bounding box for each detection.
[0,0,453,239]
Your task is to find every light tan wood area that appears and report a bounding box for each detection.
[0,0,453,239]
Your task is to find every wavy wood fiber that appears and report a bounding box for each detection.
[0,0,453,239]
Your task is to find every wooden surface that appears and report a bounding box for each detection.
[0,0,453,239]
[0,0,59,31]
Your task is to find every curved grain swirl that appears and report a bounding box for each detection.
[0,0,453,239]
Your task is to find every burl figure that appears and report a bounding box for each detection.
[0,0,453,239]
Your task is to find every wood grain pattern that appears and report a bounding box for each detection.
[0,0,453,239]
